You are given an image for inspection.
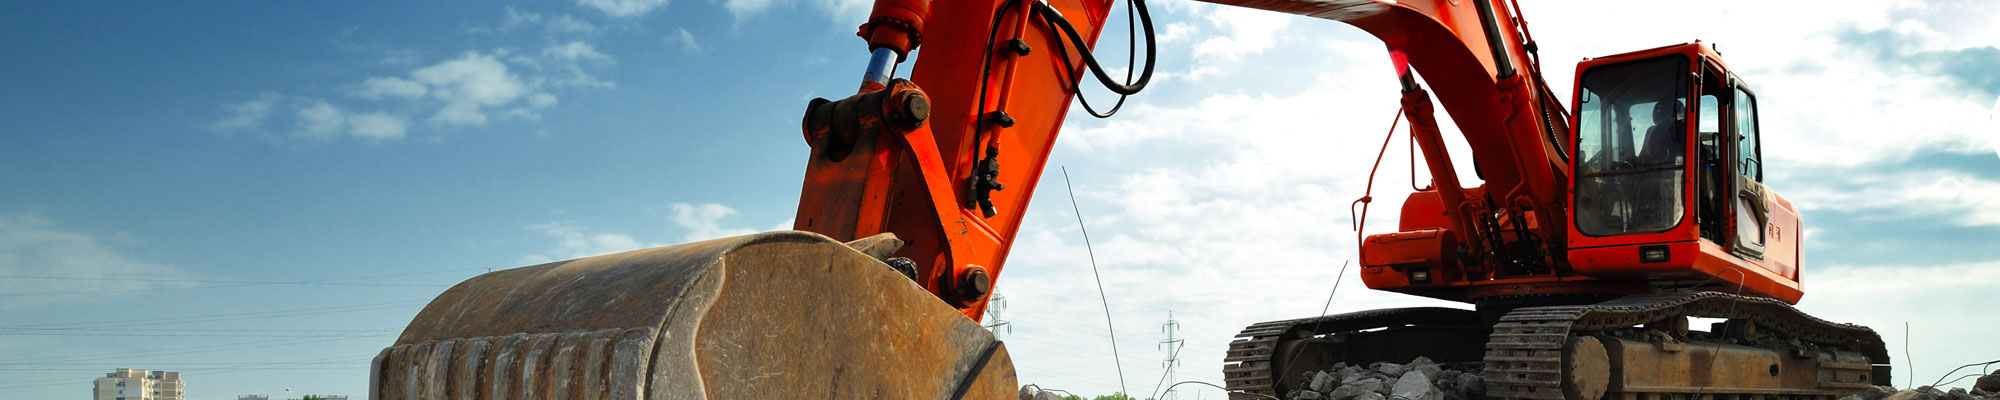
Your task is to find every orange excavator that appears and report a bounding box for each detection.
[369,0,1889,399]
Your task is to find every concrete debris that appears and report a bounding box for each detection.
[1833,383,2000,400]
[1843,385,1899,400]
[1979,371,2000,393]
[1391,370,1443,400]
[1378,362,1409,378]
[1018,384,1067,400]
[1287,357,1482,400]
[1311,371,1338,393]
[1329,378,1384,400]
[1879,389,1935,400]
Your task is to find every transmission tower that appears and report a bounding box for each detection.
[1159,310,1185,400]
[983,292,1011,337]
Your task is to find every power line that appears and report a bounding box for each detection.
[1063,166,1129,397]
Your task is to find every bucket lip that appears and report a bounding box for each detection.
[390,230,846,345]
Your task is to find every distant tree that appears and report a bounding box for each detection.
[1091,392,1137,400]
[301,396,324,400]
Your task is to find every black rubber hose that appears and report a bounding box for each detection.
[1031,0,1155,96]
[1042,14,1127,118]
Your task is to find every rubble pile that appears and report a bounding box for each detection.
[1018,384,1067,400]
[1842,370,2000,400]
[1286,357,1484,400]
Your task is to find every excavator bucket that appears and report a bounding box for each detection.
[370,231,1018,399]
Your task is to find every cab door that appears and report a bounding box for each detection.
[1729,83,1768,257]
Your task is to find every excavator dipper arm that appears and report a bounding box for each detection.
[796,0,1148,322]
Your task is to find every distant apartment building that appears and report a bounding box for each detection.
[92,368,183,400]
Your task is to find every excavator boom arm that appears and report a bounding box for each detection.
[799,0,1575,318]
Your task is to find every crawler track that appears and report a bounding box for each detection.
[1223,292,1888,400]
[1483,291,1889,400]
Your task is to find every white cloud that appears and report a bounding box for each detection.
[496,6,597,34]
[1156,22,1196,44]
[347,112,409,140]
[1191,8,1289,62]
[412,52,533,126]
[516,202,775,264]
[721,0,868,25]
[352,77,428,99]
[578,0,670,18]
[213,7,628,143]
[666,28,701,54]
[0,212,180,309]
[529,92,559,108]
[542,41,614,65]
[503,6,544,27]
[211,92,282,133]
[215,95,407,141]
[526,42,618,89]
[1785,168,2000,226]
[293,100,346,139]
[1185,7,1291,81]
[518,221,664,265]
[1990,95,1999,159]
[722,0,779,20]
[669,202,757,242]
[545,14,598,34]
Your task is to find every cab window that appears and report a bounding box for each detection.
[1735,88,1762,181]
[1574,56,1688,237]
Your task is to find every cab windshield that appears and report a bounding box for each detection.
[1574,56,1689,236]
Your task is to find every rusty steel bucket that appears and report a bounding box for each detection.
[371,231,1016,399]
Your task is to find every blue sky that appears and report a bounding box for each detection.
[3,0,1998,399]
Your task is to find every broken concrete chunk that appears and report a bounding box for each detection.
[1411,357,1444,381]
[1978,373,2000,393]
[1311,371,1338,393]
[1882,389,1939,400]
[1392,370,1443,400]
[1376,362,1409,377]
[1330,378,1384,400]
[1455,373,1484,397]
[1017,385,1073,400]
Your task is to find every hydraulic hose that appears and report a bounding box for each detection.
[1030,0,1156,96]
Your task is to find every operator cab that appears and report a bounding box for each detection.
[1564,42,1803,302]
